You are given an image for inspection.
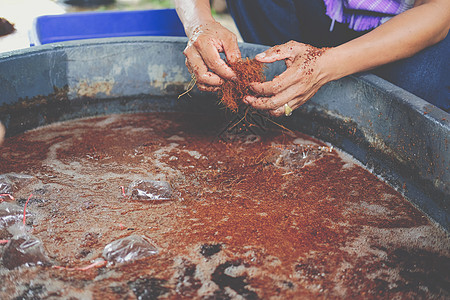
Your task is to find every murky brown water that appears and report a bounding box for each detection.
[0,112,448,299]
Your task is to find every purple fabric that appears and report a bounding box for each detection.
[324,0,415,31]
[345,0,400,14]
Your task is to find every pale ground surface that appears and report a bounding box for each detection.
[0,0,242,54]
[0,0,65,53]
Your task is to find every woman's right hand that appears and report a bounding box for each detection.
[183,21,241,92]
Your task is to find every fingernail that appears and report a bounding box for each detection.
[256,52,266,59]
[231,76,238,82]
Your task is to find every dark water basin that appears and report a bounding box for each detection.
[0,36,448,298]
[0,36,448,230]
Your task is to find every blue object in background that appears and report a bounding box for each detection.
[29,9,186,46]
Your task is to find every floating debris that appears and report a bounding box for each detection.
[2,235,51,269]
[265,144,333,169]
[103,235,159,264]
[0,202,32,230]
[128,180,173,201]
[0,173,35,201]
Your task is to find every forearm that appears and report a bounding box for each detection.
[175,0,215,37]
[321,0,450,82]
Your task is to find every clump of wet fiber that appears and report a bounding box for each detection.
[0,18,15,37]
[218,58,265,112]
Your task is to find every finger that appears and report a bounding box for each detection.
[246,84,301,110]
[251,53,305,95]
[269,101,295,117]
[200,50,236,80]
[269,107,285,117]
[250,66,299,95]
[268,108,284,118]
[223,35,241,63]
[269,88,319,117]
[243,95,257,105]
[197,83,220,92]
[195,40,236,80]
[185,49,224,86]
[254,41,297,63]
[245,95,281,111]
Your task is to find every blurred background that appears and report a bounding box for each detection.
[0,0,241,53]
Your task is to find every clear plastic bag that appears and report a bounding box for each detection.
[266,144,332,169]
[128,180,173,201]
[0,202,32,230]
[103,235,159,263]
[1,235,50,269]
[0,173,35,195]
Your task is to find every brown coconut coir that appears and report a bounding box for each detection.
[218,58,265,112]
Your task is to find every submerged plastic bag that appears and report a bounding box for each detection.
[128,180,173,201]
[103,235,159,263]
[266,144,332,169]
[1,235,50,269]
[0,202,32,230]
[0,173,35,196]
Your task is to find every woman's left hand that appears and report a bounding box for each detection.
[244,41,331,117]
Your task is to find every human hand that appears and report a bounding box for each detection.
[244,41,330,117]
[183,21,241,92]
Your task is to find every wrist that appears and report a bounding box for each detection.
[316,47,348,84]
[185,18,216,38]
[175,0,216,38]
[185,19,216,38]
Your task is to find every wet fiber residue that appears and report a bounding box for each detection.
[0,112,449,299]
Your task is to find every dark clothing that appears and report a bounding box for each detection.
[226,0,450,111]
